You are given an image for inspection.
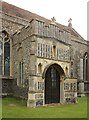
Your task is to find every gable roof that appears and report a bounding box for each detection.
[0,1,85,40]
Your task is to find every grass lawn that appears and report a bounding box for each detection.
[2,96,87,118]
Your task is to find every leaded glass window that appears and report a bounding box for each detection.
[4,42,10,75]
[1,31,10,76]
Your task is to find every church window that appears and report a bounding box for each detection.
[1,31,10,76]
[4,42,10,75]
[37,43,41,56]
[51,46,52,58]
[43,44,45,57]
[37,43,52,58]
[46,45,48,57]
[41,44,43,57]
[48,45,51,58]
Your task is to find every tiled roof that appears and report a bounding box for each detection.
[0,1,85,40]
[0,1,51,24]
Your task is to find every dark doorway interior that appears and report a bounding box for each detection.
[45,64,61,104]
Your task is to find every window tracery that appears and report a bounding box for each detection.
[0,30,10,76]
[37,43,70,61]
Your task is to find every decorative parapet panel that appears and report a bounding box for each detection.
[64,78,77,103]
[34,20,71,45]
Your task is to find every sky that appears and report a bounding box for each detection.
[2,0,88,40]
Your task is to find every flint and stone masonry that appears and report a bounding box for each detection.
[0,1,89,107]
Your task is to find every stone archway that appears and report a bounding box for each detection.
[43,63,65,104]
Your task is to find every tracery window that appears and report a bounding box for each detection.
[37,43,51,58]
[4,42,10,75]
[37,43,41,56]
[41,44,43,57]
[46,45,48,58]
[48,45,51,58]
[0,31,10,76]
[37,43,70,61]
[43,44,45,57]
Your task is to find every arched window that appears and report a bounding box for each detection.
[83,52,88,81]
[4,42,10,75]
[1,30,10,76]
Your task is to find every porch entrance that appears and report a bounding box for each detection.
[45,64,64,104]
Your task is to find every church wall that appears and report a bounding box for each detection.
[27,35,71,107]
[71,37,87,79]
[12,36,36,99]
[33,20,71,45]
[0,11,31,98]
[0,12,28,35]
[0,12,29,35]
[71,37,88,96]
[1,4,88,105]
[2,79,13,96]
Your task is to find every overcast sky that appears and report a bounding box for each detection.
[2,0,88,40]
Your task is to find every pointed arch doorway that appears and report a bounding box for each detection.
[44,63,65,104]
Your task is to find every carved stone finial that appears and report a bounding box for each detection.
[51,17,56,22]
[68,18,72,27]
[68,18,72,23]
